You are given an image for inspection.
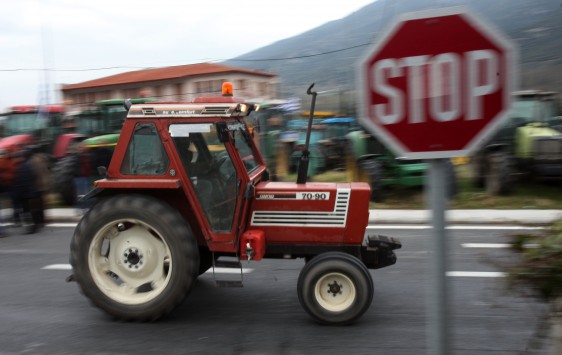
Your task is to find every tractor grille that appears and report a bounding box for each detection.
[534,137,562,160]
[250,189,350,227]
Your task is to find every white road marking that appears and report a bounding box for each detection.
[205,268,254,274]
[447,271,505,278]
[45,223,78,228]
[42,264,72,270]
[42,264,254,274]
[367,225,544,230]
[462,243,539,249]
[462,243,511,248]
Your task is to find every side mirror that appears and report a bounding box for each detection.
[124,99,132,111]
[97,166,108,178]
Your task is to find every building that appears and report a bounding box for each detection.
[61,62,278,107]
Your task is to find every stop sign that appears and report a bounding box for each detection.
[358,7,517,159]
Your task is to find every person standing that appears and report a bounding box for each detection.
[10,149,39,234]
[28,145,53,228]
[0,148,11,237]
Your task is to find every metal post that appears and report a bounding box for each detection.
[426,158,450,355]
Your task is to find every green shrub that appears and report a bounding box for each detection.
[508,221,562,302]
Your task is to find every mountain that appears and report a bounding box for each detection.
[224,0,562,111]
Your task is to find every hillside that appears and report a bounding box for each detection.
[224,0,562,110]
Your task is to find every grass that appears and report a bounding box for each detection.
[283,164,562,210]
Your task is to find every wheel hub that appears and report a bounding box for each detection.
[327,280,343,297]
[123,247,145,271]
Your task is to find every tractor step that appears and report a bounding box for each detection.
[214,280,244,288]
[214,260,243,269]
[212,256,244,288]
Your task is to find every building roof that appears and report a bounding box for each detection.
[62,62,276,91]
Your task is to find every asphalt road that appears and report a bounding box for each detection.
[0,223,552,354]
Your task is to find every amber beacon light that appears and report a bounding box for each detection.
[222,82,234,96]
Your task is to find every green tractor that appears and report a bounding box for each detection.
[73,97,158,137]
[346,129,457,203]
[470,90,562,195]
[53,98,156,205]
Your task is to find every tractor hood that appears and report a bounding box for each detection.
[516,123,562,159]
[249,181,371,245]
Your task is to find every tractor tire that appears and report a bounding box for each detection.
[485,151,512,195]
[70,194,199,321]
[359,158,384,202]
[53,154,78,206]
[297,252,374,325]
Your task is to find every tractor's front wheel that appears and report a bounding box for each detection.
[70,194,199,321]
[297,252,374,325]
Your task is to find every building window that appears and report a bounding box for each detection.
[175,83,183,100]
[258,82,267,96]
[237,79,246,90]
[154,85,162,99]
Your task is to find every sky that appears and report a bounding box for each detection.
[0,0,376,109]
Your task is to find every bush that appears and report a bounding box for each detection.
[507,221,562,302]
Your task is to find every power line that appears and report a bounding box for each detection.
[227,42,371,62]
[0,42,373,72]
[0,66,154,72]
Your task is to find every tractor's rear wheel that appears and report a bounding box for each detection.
[297,252,373,325]
[70,194,199,321]
[485,151,512,195]
[53,154,78,205]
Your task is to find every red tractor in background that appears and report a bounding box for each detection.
[0,105,83,190]
[68,83,401,324]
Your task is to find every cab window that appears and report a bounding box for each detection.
[120,122,169,175]
[228,122,259,174]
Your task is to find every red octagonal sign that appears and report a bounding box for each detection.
[358,7,517,159]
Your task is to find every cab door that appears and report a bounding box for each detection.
[168,122,263,252]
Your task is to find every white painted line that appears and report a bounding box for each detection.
[206,268,254,274]
[462,243,539,249]
[447,271,505,278]
[462,243,511,248]
[42,264,72,270]
[368,225,544,230]
[42,264,254,274]
[448,225,543,230]
[367,225,431,230]
[45,223,78,228]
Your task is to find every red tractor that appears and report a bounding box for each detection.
[69,83,401,324]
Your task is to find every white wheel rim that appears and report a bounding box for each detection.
[88,219,172,305]
[314,272,356,312]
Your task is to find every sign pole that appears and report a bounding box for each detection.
[426,158,450,355]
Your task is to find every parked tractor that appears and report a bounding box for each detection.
[68,83,401,324]
[346,129,458,203]
[250,99,300,180]
[53,98,157,205]
[470,90,562,195]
